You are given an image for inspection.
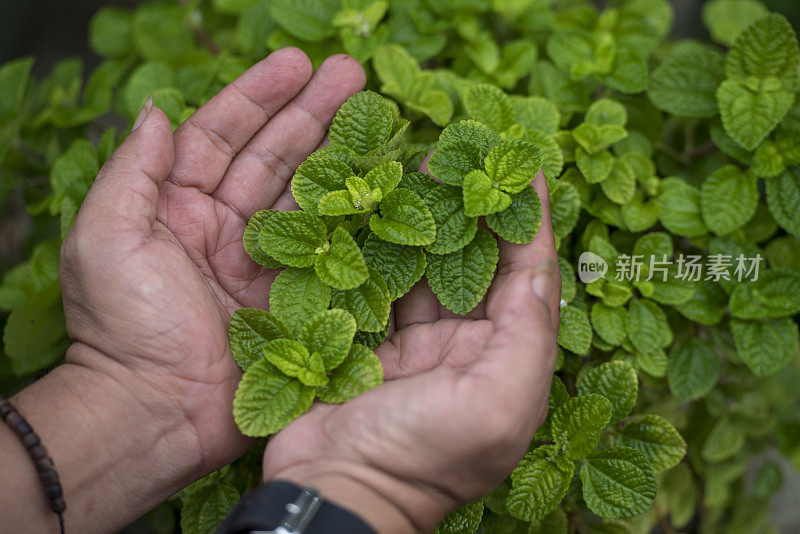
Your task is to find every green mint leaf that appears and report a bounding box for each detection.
[433,501,485,534]
[717,79,794,151]
[546,29,611,81]
[511,96,561,135]
[573,124,628,155]
[425,183,479,254]
[463,84,514,133]
[579,446,657,519]
[485,184,542,244]
[399,171,440,200]
[766,169,800,238]
[701,416,745,462]
[233,358,316,436]
[729,269,800,319]
[244,211,284,269]
[314,225,369,290]
[522,129,564,181]
[700,165,759,236]
[362,235,426,300]
[601,48,648,95]
[428,120,501,186]
[600,158,636,205]
[269,267,331,332]
[621,192,660,233]
[675,281,728,326]
[753,461,784,499]
[329,90,394,155]
[89,7,133,58]
[292,154,356,216]
[507,445,574,522]
[703,0,767,46]
[526,508,568,534]
[364,161,403,196]
[262,338,326,387]
[425,230,499,315]
[353,327,388,350]
[318,189,366,216]
[551,394,613,459]
[331,267,391,332]
[752,140,786,178]
[557,305,592,355]
[657,178,708,237]
[317,343,383,403]
[2,281,68,376]
[462,169,513,217]
[550,182,581,242]
[615,0,674,53]
[0,57,34,119]
[590,302,628,347]
[258,210,327,267]
[132,3,192,63]
[626,298,673,355]
[228,308,291,371]
[180,483,240,534]
[484,139,543,194]
[618,414,686,473]
[725,13,800,92]
[647,44,724,118]
[576,148,614,184]
[296,308,358,371]
[269,0,338,41]
[585,99,628,127]
[369,188,436,246]
[667,338,721,402]
[372,44,454,126]
[578,361,638,423]
[731,317,799,376]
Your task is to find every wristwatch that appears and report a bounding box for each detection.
[217,481,376,534]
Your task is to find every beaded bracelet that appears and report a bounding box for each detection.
[0,395,66,534]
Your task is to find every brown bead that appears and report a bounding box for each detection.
[40,469,61,486]
[44,483,63,500]
[6,411,24,429]
[22,432,40,449]
[35,458,55,473]
[30,444,48,460]
[51,497,66,514]
[15,420,33,436]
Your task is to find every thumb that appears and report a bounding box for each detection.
[73,97,175,239]
[465,259,559,424]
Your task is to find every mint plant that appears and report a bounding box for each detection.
[229,90,544,437]
[2,1,800,533]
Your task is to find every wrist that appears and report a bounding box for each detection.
[63,342,205,479]
[0,344,204,532]
[266,460,456,534]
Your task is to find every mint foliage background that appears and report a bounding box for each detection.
[2,0,800,532]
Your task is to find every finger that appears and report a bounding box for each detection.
[496,169,561,328]
[212,55,366,219]
[395,279,440,329]
[71,101,173,240]
[464,264,558,430]
[169,47,313,193]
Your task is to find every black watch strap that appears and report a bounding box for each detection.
[217,481,376,534]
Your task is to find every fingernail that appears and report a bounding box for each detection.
[531,258,556,302]
[132,94,153,132]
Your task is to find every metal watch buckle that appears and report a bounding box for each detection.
[250,487,322,534]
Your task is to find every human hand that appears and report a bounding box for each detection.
[59,48,365,478]
[262,165,561,533]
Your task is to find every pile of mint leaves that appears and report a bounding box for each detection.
[2,0,800,533]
